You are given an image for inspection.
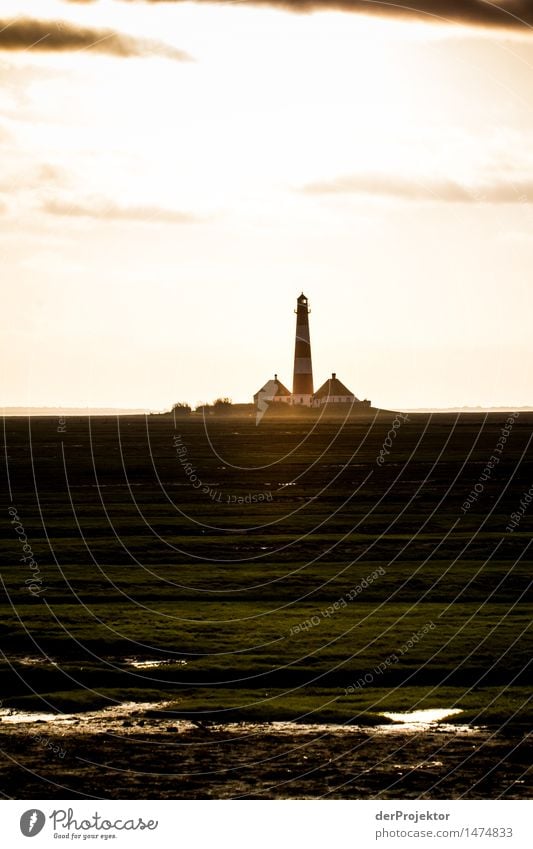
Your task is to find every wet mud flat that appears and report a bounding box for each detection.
[0,706,530,799]
[2,415,532,799]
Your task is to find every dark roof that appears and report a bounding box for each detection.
[314,373,357,400]
[254,376,291,398]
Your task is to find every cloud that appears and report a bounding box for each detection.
[301,172,533,202]
[0,163,65,193]
[0,18,192,60]
[43,196,199,222]
[64,0,533,30]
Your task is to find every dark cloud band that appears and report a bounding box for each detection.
[64,0,533,30]
[0,18,191,59]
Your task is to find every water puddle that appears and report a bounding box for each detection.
[379,708,464,729]
[0,710,62,724]
[8,656,187,671]
[125,658,187,669]
[0,703,474,737]
[0,701,170,729]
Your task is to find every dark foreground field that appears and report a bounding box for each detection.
[1,411,531,798]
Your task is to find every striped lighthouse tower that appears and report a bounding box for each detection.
[292,293,314,405]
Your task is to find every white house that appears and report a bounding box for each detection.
[253,375,292,406]
[313,373,359,406]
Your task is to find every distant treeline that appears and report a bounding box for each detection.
[168,399,253,416]
[166,399,379,417]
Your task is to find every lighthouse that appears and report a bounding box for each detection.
[252,292,372,414]
[292,293,314,405]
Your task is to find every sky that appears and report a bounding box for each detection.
[1,0,533,410]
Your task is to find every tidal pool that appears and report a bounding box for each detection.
[379,708,464,727]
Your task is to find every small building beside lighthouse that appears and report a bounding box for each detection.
[313,373,361,406]
[253,375,291,406]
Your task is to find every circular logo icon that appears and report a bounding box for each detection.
[20,810,46,837]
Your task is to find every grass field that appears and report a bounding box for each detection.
[1,411,531,732]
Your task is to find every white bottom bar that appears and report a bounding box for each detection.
[3,800,530,848]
